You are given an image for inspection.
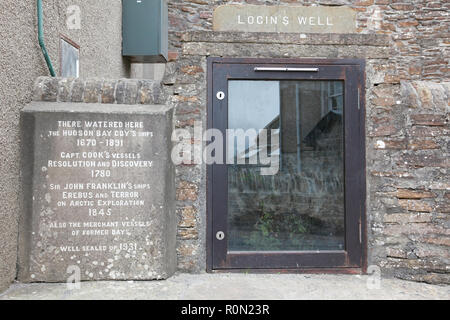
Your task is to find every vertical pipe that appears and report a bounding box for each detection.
[37,0,56,76]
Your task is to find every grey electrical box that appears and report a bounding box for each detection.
[122,0,168,63]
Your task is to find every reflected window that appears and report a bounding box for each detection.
[60,36,79,78]
[227,80,345,252]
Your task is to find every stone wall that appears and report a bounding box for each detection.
[168,0,448,82]
[164,31,388,272]
[368,81,449,284]
[165,0,449,283]
[0,0,127,292]
[2,1,448,291]
[163,31,449,284]
[29,31,449,285]
[32,77,165,105]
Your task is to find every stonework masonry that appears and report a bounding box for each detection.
[17,27,450,285]
[162,30,449,283]
[168,0,448,82]
[32,77,166,105]
[1,1,449,292]
[164,0,449,284]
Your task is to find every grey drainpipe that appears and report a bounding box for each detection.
[37,0,56,76]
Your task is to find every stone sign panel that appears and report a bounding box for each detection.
[18,102,176,282]
[213,5,357,34]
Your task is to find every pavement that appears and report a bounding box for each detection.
[0,273,448,300]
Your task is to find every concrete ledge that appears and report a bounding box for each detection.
[181,31,390,46]
[1,273,448,300]
[181,42,391,59]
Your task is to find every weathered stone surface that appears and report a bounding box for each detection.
[408,139,440,150]
[410,114,447,126]
[374,139,406,150]
[402,81,450,110]
[33,78,166,106]
[71,79,85,103]
[2,273,450,300]
[177,229,199,240]
[116,80,138,105]
[168,31,449,284]
[138,80,165,105]
[369,125,401,137]
[384,212,432,224]
[371,171,414,179]
[409,126,449,137]
[33,77,58,102]
[176,241,200,271]
[177,206,197,228]
[171,1,449,82]
[181,31,390,46]
[170,1,449,82]
[101,80,116,104]
[396,189,436,199]
[176,181,199,201]
[57,78,75,103]
[18,102,176,282]
[182,42,390,59]
[398,200,433,212]
[213,5,357,34]
[0,213,17,292]
[83,79,102,104]
[399,154,449,168]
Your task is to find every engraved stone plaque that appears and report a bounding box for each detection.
[213,5,357,34]
[18,102,175,282]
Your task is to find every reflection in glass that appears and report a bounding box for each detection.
[227,80,344,251]
[60,38,79,78]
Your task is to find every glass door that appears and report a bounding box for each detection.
[207,58,366,271]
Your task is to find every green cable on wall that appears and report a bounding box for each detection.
[37,0,56,77]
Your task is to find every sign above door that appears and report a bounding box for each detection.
[213,5,357,34]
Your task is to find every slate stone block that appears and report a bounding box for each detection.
[18,102,176,282]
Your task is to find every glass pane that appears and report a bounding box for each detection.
[61,38,79,78]
[227,80,344,251]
